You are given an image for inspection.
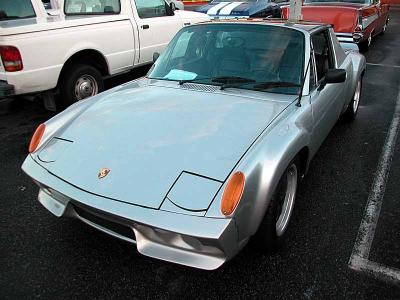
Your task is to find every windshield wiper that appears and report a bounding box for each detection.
[211,76,256,90]
[252,81,301,89]
[211,76,255,84]
[178,76,255,88]
[178,76,212,85]
[217,80,300,91]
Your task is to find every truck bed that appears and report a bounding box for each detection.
[0,14,129,37]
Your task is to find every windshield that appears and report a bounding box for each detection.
[0,0,36,21]
[211,0,259,2]
[148,24,305,95]
[211,0,258,3]
[304,0,371,4]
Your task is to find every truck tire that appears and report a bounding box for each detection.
[59,64,104,109]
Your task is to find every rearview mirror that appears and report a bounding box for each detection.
[319,69,346,90]
[153,52,160,63]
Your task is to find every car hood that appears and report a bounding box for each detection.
[37,80,293,209]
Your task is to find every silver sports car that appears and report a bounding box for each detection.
[22,20,365,270]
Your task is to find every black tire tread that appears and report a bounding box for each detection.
[58,64,104,110]
[253,158,300,253]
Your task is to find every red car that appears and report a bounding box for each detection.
[282,0,389,51]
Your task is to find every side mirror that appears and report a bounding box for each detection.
[153,52,160,63]
[318,69,346,90]
[170,2,177,11]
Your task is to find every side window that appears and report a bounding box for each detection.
[311,30,334,82]
[135,0,169,18]
[0,0,36,19]
[65,0,121,14]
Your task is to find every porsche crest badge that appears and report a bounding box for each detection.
[98,168,110,179]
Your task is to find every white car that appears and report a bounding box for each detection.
[0,0,208,109]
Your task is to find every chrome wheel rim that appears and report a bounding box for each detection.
[75,75,98,100]
[276,164,298,237]
[353,80,361,113]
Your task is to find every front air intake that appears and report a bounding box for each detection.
[180,83,220,93]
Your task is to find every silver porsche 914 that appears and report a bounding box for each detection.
[22,20,366,270]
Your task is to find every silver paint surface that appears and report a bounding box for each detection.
[22,22,366,270]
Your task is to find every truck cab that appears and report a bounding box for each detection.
[0,0,209,109]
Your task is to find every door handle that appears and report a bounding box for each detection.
[141,24,150,29]
[184,22,190,26]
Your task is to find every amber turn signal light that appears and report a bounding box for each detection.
[29,123,46,153]
[221,171,245,216]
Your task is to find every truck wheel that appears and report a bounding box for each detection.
[254,158,299,252]
[59,64,104,108]
[344,78,362,121]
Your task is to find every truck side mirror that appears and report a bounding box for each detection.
[153,52,160,63]
[319,69,346,90]
[166,2,175,15]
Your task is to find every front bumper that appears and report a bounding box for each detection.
[22,155,240,270]
[0,81,15,98]
[336,32,364,44]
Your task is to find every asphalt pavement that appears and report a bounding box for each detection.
[1,10,400,299]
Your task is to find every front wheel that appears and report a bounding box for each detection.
[344,78,362,121]
[254,159,299,252]
[359,34,372,52]
[59,64,104,109]
[380,18,388,35]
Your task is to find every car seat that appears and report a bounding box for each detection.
[278,42,303,84]
[213,37,250,78]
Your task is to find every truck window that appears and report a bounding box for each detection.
[311,30,334,82]
[64,0,121,15]
[0,0,36,21]
[134,0,169,18]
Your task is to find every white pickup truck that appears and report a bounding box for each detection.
[0,0,209,109]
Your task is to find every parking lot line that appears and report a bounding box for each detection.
[349,89,400,284]
[366,63,400,69]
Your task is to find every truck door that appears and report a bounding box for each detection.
[131,0,183,64]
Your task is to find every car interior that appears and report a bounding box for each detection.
[161,27,304,91]
[312,30,334,82]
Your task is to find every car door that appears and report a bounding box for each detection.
[131,0,183,64]
[309,29,345,150]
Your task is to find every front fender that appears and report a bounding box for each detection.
[206,101,313,241]
[341,51,366,114]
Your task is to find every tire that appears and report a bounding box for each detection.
[380,18,388,35]
[344,78,362,121]
[358,33,372,52]
[254,158,300,252]
[59,64,104,109]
